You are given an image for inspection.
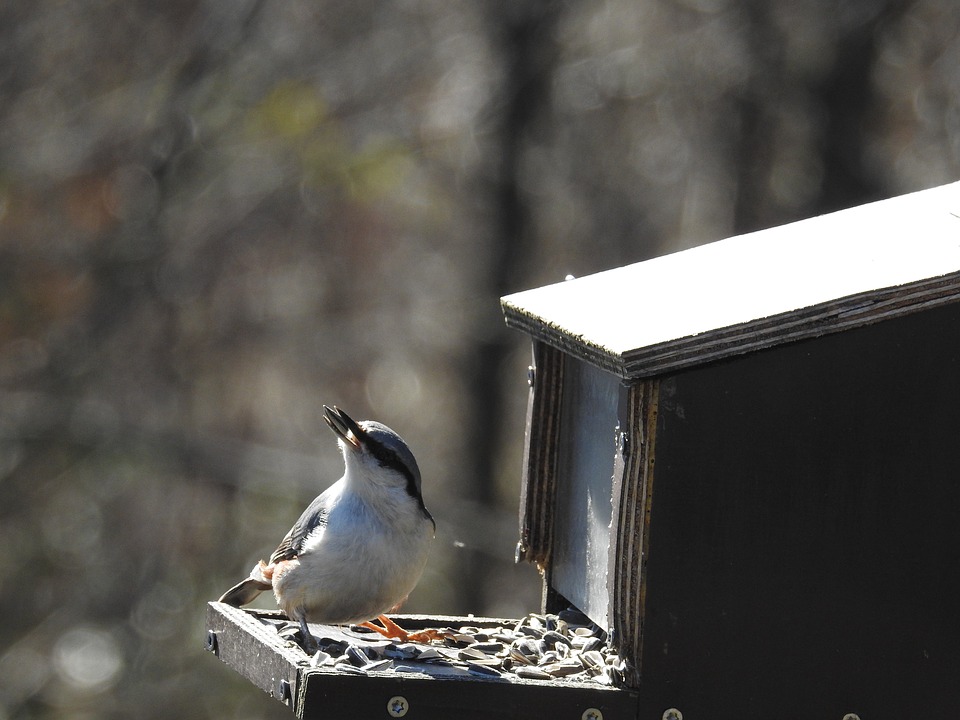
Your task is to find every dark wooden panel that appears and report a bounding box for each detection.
[206,603,302,708]
[639,301,960,718]
[299,670,638,720]
[517,341,565,569]
[610,379,659,688]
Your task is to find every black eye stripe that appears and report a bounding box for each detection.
[376,448,409,477]
[365,439,432,523]
[366,441,416,486]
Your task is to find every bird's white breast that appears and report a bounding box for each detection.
[272,483,434,624]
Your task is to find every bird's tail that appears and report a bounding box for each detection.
[218,561,273,607]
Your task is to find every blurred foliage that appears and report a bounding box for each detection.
[1,0,958,718]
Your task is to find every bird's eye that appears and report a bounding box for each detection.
[372,447,408,477]
[375,449,398,469]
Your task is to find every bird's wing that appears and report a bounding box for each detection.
[269,491,330,564]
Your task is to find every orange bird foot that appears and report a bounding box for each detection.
[359,615,450,644]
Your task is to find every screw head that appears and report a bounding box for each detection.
[842,715,861,720]
[662,710,683,720]
[582,709,603,720]
[277,679,292,706]
[387,695,409,718]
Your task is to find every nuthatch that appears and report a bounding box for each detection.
[219,405,435,650]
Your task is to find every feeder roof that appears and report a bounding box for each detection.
[501,181,960,379]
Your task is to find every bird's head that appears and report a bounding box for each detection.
[323,405,426,505]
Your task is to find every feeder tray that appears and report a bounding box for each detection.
[206,602,639,719]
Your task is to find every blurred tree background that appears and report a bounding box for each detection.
[1,0,958,718]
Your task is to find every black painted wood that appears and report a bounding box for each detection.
[298,668,637,720]
[638,301,960,718]
[205,604,640,719]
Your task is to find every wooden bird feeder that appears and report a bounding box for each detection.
[207,181,960,719]
[500,180,960,717]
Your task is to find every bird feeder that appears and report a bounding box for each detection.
[500,180,960,717]
[207,181,960,719]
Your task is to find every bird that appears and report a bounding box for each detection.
[219,405,436,651]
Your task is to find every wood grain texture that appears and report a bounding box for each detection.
[610,379,659,688]
[516,341,564,569]
[206,603,302,705]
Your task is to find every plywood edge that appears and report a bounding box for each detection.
[503,269,960,380]
[501,181,960,379]
[206,602,303,705]
[501,302,627,376]
[624,271,960,377]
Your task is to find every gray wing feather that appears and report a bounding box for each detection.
[269,492,329,564]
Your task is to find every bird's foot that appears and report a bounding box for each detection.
[297,615,318,654]
[360,615,450,644]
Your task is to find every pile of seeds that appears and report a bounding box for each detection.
[263,608,628,686]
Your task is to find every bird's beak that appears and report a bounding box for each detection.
[323,405,364,451]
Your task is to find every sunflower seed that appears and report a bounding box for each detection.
[582,636,604,653]
[514,638,545,656]
[580,650,605,669]
[543,631,572,649]
[467,663,501,677]
[361,640,393,655]
[319,639,348,655]
[508,646,536,665]
[383,644,420,660]
[514,666,552,680]
[309,650,331,667]
[345,644,369,667]
[458,647,488,662]
[539,650,560,665]
[471,642,504,654]
[361,659,392,673]
[542,661,583,678]
[335,663,365,675]
[437,647,463,662]
[392,663,428,674]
